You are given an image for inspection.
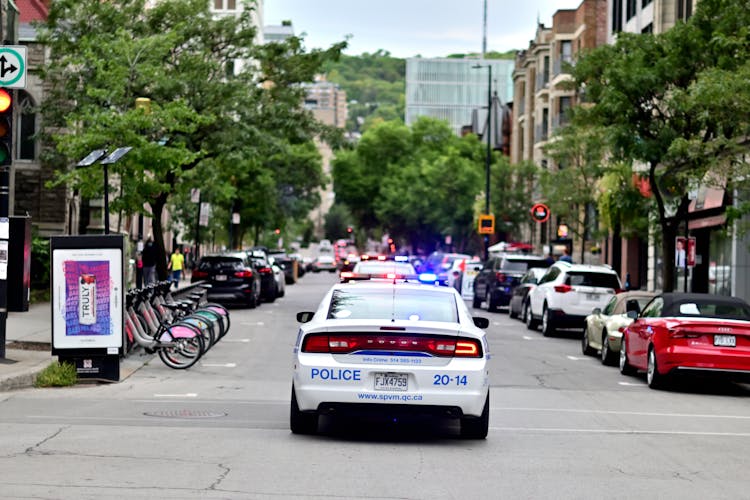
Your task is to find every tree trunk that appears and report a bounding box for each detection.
[150,195,169,281]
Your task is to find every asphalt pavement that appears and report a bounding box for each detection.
[0,301,151,391]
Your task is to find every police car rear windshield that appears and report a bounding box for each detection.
[327,289,458,322]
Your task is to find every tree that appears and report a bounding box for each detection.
[542,118,607,263]
[39,0,345,277]
[490,158,538,243]
[571,0,750,290]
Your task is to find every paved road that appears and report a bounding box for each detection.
[0,272,749,499]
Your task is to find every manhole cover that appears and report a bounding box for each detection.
[144,410,227,419]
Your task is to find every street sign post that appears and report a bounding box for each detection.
[0,46,27,89]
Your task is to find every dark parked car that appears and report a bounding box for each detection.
[268,250,296,285]
[508,267,548,321]
[191,253,261,308]
[247,249,279,302]
[473,254,549,312]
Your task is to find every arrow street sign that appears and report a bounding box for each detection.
[0,46,27,89]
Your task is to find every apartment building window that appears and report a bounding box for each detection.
[642,0,653,6]
[214,0,236,10]
[612,0,623,33]
[677,0,693,21]
[559,96,572,126]
[626,0,637,20]
[543,56,549,85]
[542,108,549,140]
[560,41,572,63]
[641,23,653,33]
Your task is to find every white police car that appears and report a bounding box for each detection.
[291,279,491,438]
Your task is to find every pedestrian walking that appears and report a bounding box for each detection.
[142,238,157,285]
[558,248,573,263]
[135,252,143,288]
[168,247,185,289]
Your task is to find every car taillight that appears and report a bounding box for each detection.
[669,330,701,339]
[495,272,506,282]
[301,333,482,357]
[192,270,208,279]
[234,270,254,278]
[554,284,573,293]
[257,267,272,274]
[340,272,355,279]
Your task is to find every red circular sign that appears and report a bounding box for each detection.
[530,203,550,223]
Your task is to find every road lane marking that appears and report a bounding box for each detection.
[153,393,198,398]
[201,363,237,368]
[618,381,643,386]
[223,338,250,343]
[489,427,750,437]
[240,322,265,326]
[566,355,584,361]
[522,336,535,340]
[494,407,750,420]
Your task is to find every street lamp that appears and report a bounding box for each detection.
[77,146,132,234]
[473,63,492,261]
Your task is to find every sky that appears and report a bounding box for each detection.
[263,0,585,58]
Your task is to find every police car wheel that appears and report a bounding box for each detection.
[460,393,489,439]
[290,385,318,435]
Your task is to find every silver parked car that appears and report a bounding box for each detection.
[582,291,655,365]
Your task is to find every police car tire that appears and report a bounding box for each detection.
[290,386,318,435]
[460,393,489,439]
[472,292,482,309]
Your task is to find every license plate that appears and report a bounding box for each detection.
[586,293,599,301]
[714,335,736,347]
[374,372,408,391]
[215,275,228,281]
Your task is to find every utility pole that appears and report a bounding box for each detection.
[473,63,492,261]
[482,0,488,58]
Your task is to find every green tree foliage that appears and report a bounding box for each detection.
[38,0,344,277]
[542,117,607,262]
[490,157,538,243]
[570,0,750,290]
[333,117,486,252]
[324,50,405,132]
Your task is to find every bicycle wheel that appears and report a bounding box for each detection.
[179,316,216,351]
[193,310,225,340]
[158,335,204,369]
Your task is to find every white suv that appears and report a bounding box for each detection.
[526,262,622,336]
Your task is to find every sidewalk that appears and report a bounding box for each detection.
[1,302,150,391]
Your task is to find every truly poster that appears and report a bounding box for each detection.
[52,247,123,349]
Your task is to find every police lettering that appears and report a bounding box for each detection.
[311,368,361,381]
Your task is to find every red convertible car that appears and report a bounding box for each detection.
[619,293,750,389]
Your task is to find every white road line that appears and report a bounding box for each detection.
[618,381,643,386]
[566,355,584,361]
[240,321,265,326]
[493,322,501,326]
[201,363,237,368]
[494,407,750,420]
[223,339,250,343]
[153,393,198,398]
[489,427,750,437]
[522,336,535,340]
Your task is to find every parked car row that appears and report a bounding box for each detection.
[474,257,750,390]
[190,247,308,308]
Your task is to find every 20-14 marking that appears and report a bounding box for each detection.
[433,374,468,386]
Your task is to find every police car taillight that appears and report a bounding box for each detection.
[302,333,482,357]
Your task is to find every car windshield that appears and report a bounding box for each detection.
[199,257,243,271]
[327,288,458,322]
[566,272,620,289]
[671,301,750,320]
[502,259,547,272]
[353,262,416,275]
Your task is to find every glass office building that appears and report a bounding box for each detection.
[405,58,515,135]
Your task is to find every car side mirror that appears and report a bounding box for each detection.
[472,316,490,329]
[296,311,315,323]
[592,307,601,315]
[626,310,638,320]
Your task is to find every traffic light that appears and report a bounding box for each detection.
[0,89,12,166]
